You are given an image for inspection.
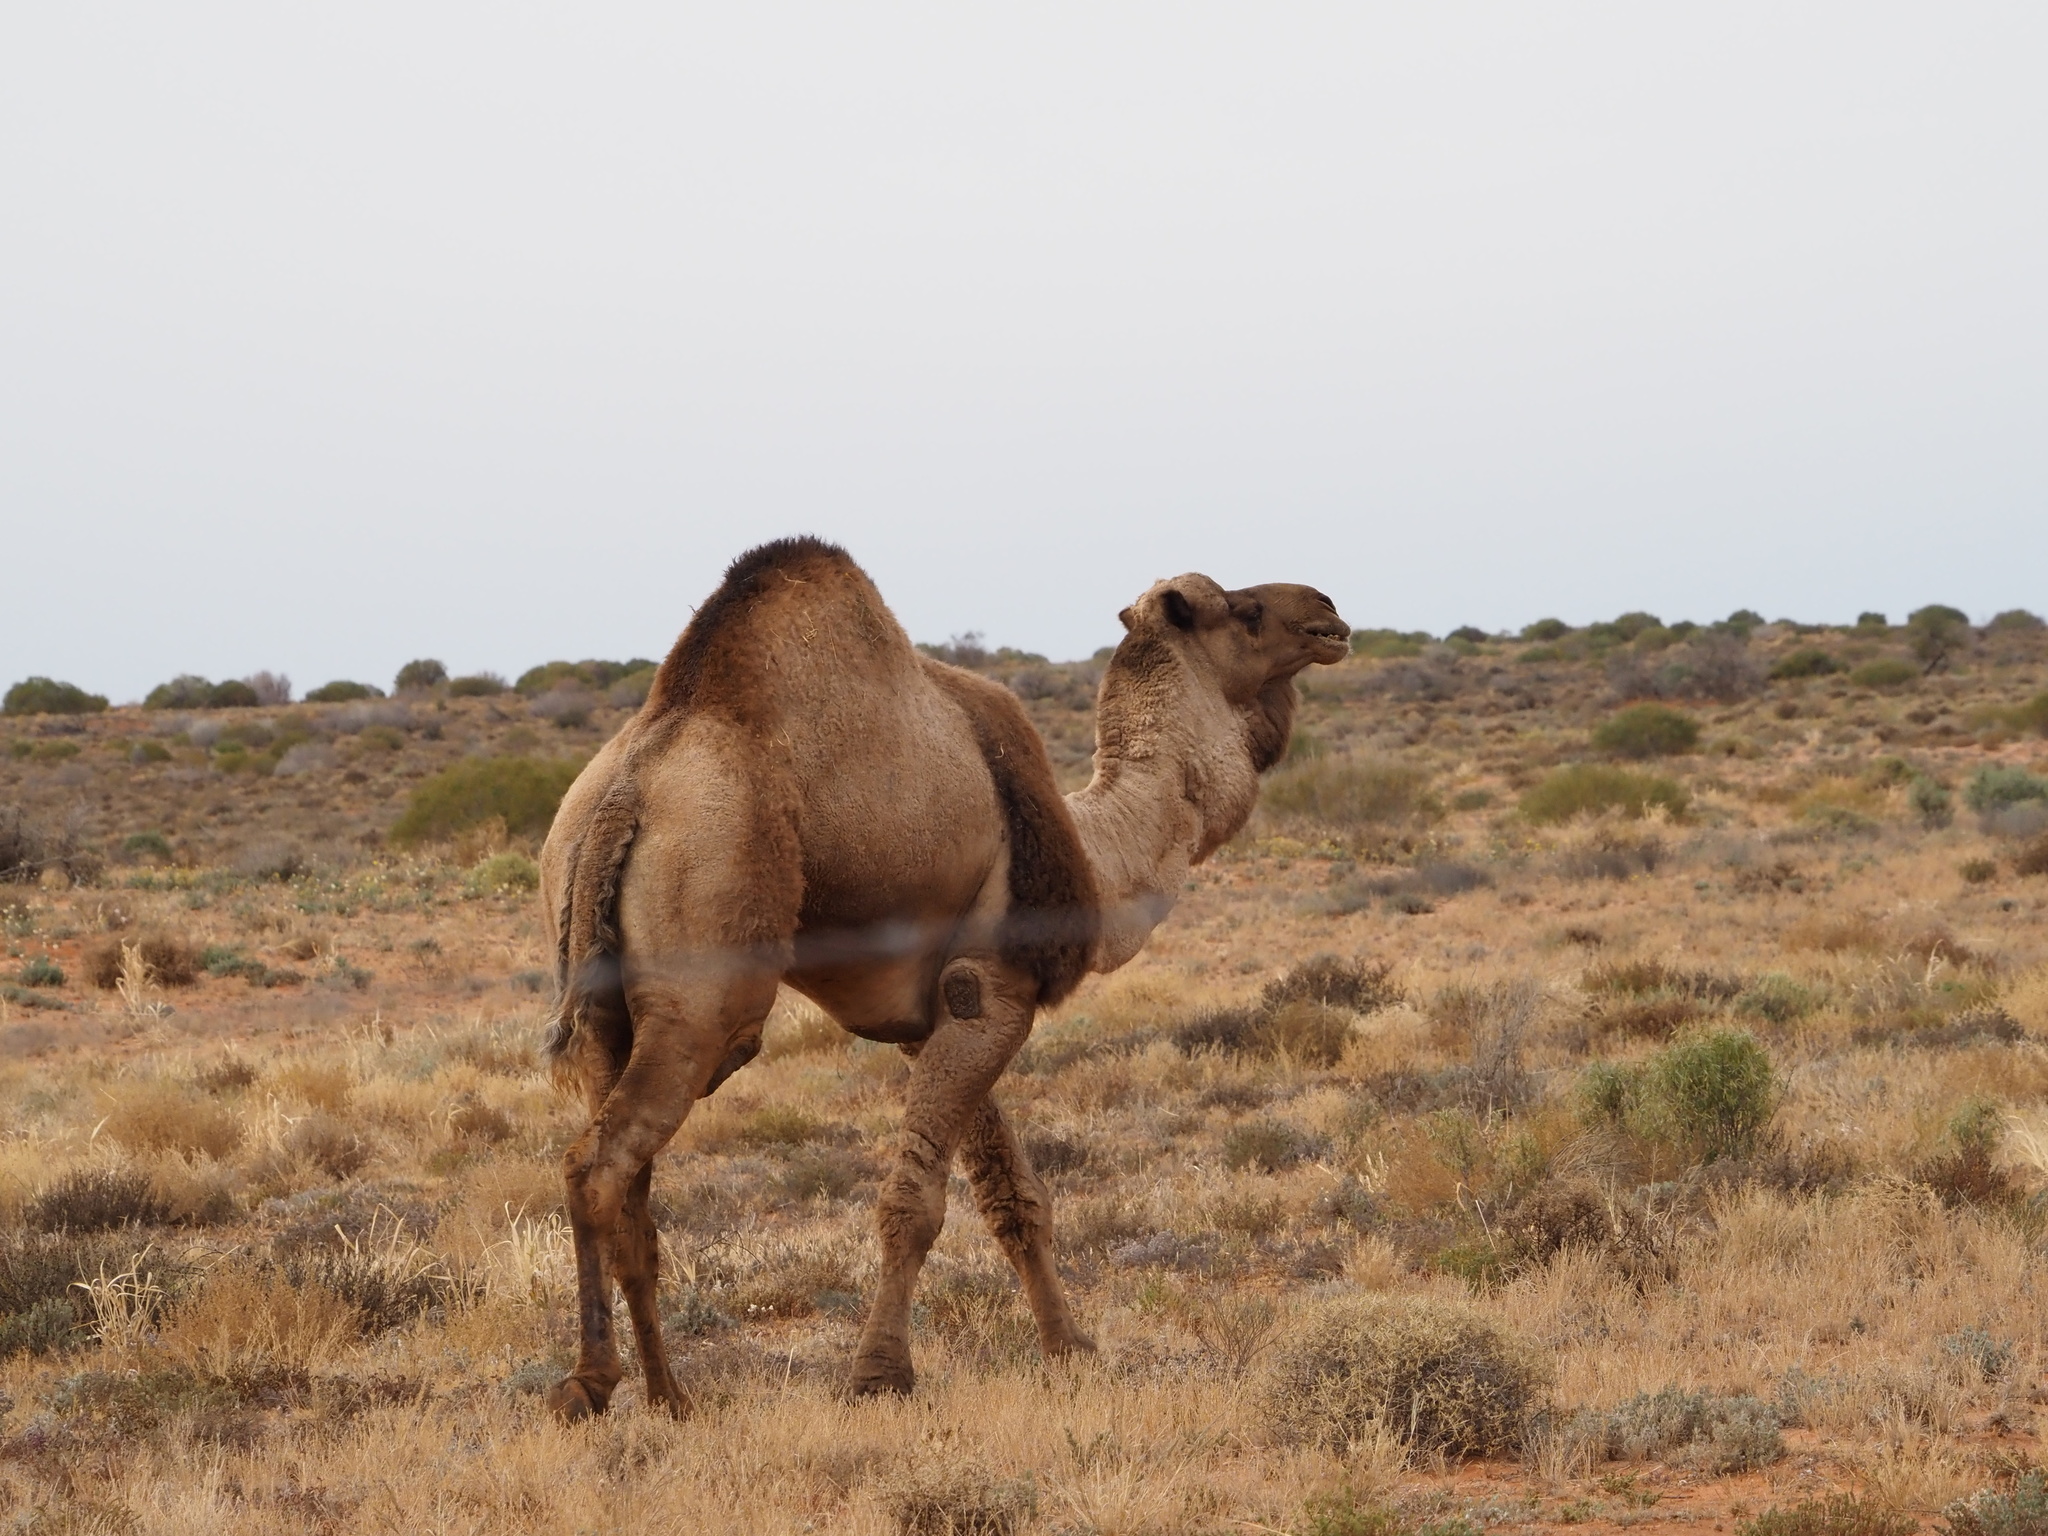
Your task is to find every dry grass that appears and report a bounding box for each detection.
[4,631,2048,1531]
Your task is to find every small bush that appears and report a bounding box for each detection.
[1580,1030,1778,1166]
[1943,1470,2048,1536]
[1586,1386,1785,1473]
[304,679,380,703]
[101,1082,244,1159]
[1911,774,1954,828]
[286,1114,372,1180]
[1223,1118,1323,1172]
[1769,649,1844,680]
[447,672,507,697]
[1738,1497,1916,1536]
[25,1167,172,1232]
[884,1464,1037,1536]
[2017,836,2048,878]
[1521,618,1569,642]
[206,679,260,708]
[388,756,584,846]
[1593,704,1701,758]
[1734,972,1817,1025]
[1258,1294,1546,1457]
[1849,658,1916,689]
[1914,1097,2018,1209]
[17,954,63,987]
[394,659,448,692]
[1520,764,1689,824]
[466,850,541,896]
[1262,755,1432,826]
[1263,954,1403,1014]
[4,677,108,716]
[1988,609,2047,633]
[1961,857,1998,884]
[1967,766,2048,815]
[144,674,214,709]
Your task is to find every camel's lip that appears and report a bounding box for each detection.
[1291,620,1352,657]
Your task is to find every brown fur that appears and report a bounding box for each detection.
[922,661,1097,1007]
[533,543,1347,1419]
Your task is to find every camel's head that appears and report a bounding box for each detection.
[1118,573,1350,703]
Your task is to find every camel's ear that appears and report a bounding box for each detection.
[1118,606,1135,631]
[1161,588,1196,631]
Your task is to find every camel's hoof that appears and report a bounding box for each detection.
[1049,1330,1098,1357]
[847,1357,916,1397]
[544,1376,610,1421]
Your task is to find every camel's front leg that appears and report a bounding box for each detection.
[960,1097,1094,1359]
[850,958,1032,1396]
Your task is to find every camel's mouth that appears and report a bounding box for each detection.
[1293,621,1351,663]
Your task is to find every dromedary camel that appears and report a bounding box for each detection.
[538,537,1348,1418]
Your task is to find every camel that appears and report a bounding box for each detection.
[537,537,1348,1418]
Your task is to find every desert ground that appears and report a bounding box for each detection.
[4,611,2048,1536]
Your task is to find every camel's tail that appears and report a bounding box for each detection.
[541,769,643,1098]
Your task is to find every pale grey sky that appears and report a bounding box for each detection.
[3,5,2044,701]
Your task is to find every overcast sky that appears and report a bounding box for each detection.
[4,5,2045,701]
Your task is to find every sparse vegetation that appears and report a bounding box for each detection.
[1,610,2046,1528]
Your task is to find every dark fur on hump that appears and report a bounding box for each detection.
[544,536,853,1065]
[924,663,1100,1006]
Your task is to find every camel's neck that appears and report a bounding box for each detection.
[1065,637,1296,973]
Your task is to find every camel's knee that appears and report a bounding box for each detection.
[875,1136,949,1260]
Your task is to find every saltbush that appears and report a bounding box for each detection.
[1966,766,2048,815]
[1258,1294,1546,1457]
[1738,1497,1914,1536]
[1592,703,1700,759]
[1848,658,1916,689]
[1519,764,1689,824]
[447,672,507,697]
[465,850,541,896]
[1943,1470,2048,1536]
[388,756,583,846]
[4,677,108,716]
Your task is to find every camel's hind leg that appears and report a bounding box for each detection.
[549,965,781,1421]
[960,1098,1094,1359]
[850,958,1034,1396]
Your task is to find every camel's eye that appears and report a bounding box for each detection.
[1237,601,1263,635]
[1309,590,1335,612]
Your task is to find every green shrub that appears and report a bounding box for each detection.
[394,659,448,692]
[4,678,108,716]
[1734,973,1818,1025]
[447,672,507,697]
[1988,609,2046,633]
[304,680,380,703]
[1848,658,1916,689]
[1519,764,1688,824]
[1910,774,1954,828]
[1907,604,1972,673]
[1580,1030,1778,1165]
[144,674,214,709]
[1966,766,2048,814]
[1855,612,1889,629]
[1349,629,1430,660]
[1258,1294,1546,1457]
[1592,703,1700,759]
[122,831,173,864]
[388,756,583,847]
[1262,755,1431,826]
[17,955,64,987]
[206,680,259,708]
[465,850,541,896]
[1521,618,1569,642]
[2004,694,2048,735]
[130,740,172,764]
[1769,649,1844,680]
[515,658,659,696]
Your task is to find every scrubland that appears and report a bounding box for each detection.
[3,613,2048,1534]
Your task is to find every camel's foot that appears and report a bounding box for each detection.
[544,1374,613,1422]
[1041,1327,1097,1359]
[847,1353,917,1398]
[644,1375,693,1419]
